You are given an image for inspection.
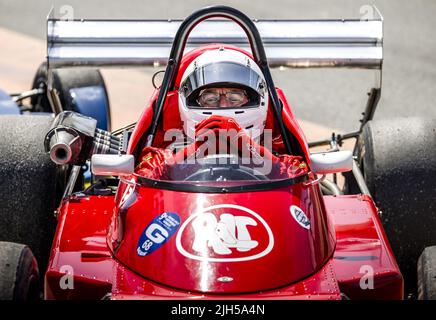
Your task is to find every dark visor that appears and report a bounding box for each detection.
[181,62,264,107]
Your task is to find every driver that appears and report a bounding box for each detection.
[136,47,308,180]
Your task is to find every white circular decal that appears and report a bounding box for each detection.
[176,204,274,262]
[290,205,311,230]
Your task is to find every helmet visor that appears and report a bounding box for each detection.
[181,62,264,108]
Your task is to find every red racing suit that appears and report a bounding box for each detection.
[136,116,308,180]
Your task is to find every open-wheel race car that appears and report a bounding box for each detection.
[1,5,436,300]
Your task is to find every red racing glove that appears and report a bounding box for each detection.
[193,115,277,161]
[277,155,309,178]
[136,146,171,179]
[172,115,238,162]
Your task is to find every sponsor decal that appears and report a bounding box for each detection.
[137,212,181,257]
[176,204,274,262]
[290,205,311,230]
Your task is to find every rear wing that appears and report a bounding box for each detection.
[47,17,383,70]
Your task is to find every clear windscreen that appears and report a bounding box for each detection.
[134,139,308,191]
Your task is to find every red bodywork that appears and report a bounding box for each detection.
[44,45,403,300]
[45,193,402,300]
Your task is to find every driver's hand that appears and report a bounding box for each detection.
[193,115,277,161]
[195,115,243,138]
[136,146,170,179]
[190,115,243,156]
[278,155,308,178]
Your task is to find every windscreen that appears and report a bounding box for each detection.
[134,137,308,192]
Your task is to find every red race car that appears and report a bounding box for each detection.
[1,5,436,300]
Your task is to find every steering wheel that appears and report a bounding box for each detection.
[183,154,269,182]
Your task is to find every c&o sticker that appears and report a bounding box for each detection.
[290,205,311,230]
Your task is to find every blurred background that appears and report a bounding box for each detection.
[0,0,435,140]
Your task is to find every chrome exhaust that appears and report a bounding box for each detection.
[45,111,121,166]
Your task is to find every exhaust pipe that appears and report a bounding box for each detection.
[48,130,82,165]
[45,111,121,166]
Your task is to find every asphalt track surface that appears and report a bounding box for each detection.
[1,0,436,136]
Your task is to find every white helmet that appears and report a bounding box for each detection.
[178,48,268,141]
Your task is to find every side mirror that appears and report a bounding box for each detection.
[309,150,353,175]
[91,154,134,176]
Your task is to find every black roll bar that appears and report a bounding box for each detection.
[145,5,294,155]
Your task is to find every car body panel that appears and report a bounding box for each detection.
[45,193,402,299]
[110,183,335,293]
[326,195,403,299]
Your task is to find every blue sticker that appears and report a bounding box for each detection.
[137,212,181,257]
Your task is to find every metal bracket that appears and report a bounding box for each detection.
[303,174,326,187]
[62,165,81,199]
[351,159,371,195]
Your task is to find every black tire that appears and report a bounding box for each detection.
[417,246,436,300]
[0,242,40,300]
[0,115,62,279]
[355,117,436,294]
[30,62,111,128]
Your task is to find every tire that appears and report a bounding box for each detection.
[0,115,62,278]
[417,246,436,300]
[30,62,111,127]
[0,242,40,300]
[355,117,436,294]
